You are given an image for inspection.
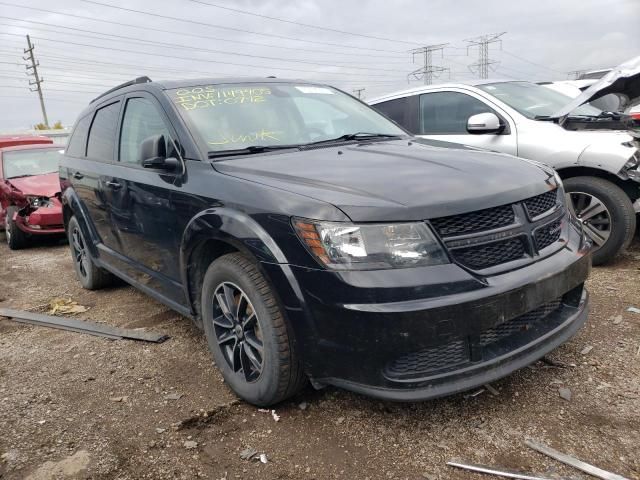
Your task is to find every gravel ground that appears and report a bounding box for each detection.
[0,233,639,480]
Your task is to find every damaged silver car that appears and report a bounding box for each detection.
[370,56,640,265]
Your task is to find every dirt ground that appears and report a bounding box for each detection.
[0,233,638,480]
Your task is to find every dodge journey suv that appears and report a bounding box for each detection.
[59,77,591,406]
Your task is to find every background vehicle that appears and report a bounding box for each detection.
[370,64,640,265]
[0,144,65,249]
[59,77,590,406]
[0,135,53,149]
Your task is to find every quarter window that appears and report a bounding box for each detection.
[65,114,91,157]
[119,97,172,164]
[419,92,494,134]
[86,102,120,161]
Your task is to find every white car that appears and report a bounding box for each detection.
[369,56,640,265]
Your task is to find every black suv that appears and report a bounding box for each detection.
[59,77,591,406]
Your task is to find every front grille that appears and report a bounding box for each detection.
[524,190,558,218]
[385,297,564,378]
[430,204,515,237]
[429,188,563,271]
[535,218,562,251]
[450,237,526,270]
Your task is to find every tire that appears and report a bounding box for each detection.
[201,253,306,406]
[5,206,28,250]
[564,176,635,265]
[67,216,114,290]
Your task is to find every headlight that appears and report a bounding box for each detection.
[293,219,449,270]
[26,196,53,208]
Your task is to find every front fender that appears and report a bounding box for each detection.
[179,208,291,317]
[577,140,638,177]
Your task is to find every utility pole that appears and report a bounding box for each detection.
[353,87,365,99]
[24,35,49,128]
[408,44,449,85]
[465,32,505,79]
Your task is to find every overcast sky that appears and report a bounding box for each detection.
[0,0,638,130]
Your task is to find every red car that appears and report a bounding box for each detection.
[0,143,65,249]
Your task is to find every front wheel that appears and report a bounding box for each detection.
[201,253,306,406]
[5,207,28,250]
[564,176,635,265]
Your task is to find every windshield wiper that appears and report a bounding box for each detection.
[305,132,403,146]
[208,144,301,159]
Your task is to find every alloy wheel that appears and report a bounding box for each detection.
[71,226,90,278]
[566,191,611,247]
[211,282,264,382]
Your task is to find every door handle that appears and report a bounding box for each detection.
[73,172,84,180]
[105,181,122,190]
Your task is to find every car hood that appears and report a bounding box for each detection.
[551,55,640,120]
[213,140,556,222]
[6,172,61,197]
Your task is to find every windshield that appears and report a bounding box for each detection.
[478,81,602,119]
[169,83,406,153]
[2,148,61,179]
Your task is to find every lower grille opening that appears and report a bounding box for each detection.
[385,296,566,380]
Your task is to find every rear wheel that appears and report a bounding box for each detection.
[201,253,306,406]
[5,207,28,250]
[68,216,114,290]
[564,176,635,265]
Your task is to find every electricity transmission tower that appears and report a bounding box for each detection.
[408,44,449,85]
[353,87,365,99]
[567,70,586,80]
[24,34,49,128]
[465,32,505,79]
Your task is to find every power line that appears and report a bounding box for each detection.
[501,50,564,75]
[78,0,407,54]
[188,0,420,46]
[0,13,404,61]
[0,32,404,79]
[0,24,408,73]
[466,32,506,79]
[0,84,102,94]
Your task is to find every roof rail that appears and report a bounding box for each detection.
[90,76,152,104]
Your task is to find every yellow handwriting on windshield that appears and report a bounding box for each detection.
[174,86,271,111]
[208,129,282,146]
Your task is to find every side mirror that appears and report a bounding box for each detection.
[467,112,504,134]
[140,134,180,171]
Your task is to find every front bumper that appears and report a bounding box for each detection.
[14,205,65,235]
[262,223,591,401]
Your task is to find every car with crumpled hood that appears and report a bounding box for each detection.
[370,55,640,265]
[0,143,65,249]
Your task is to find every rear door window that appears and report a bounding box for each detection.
[419,92,494,134]
[86,102,121,162]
